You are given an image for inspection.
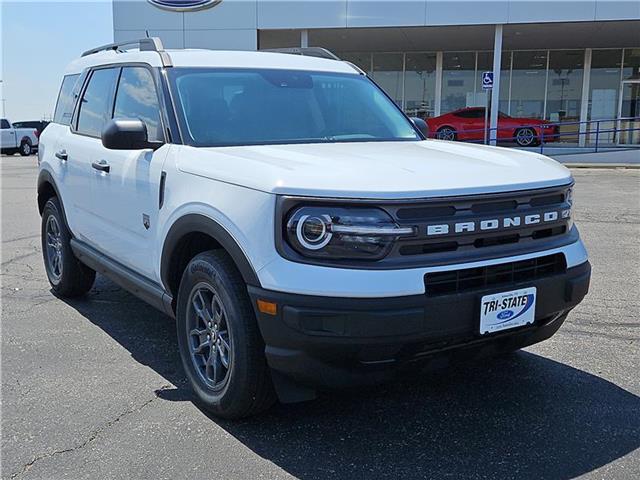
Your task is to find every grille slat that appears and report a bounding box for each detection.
[425,254,566,296]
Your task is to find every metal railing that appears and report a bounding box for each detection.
[428,116,640,155]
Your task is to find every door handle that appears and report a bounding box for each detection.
[55,150,68,161]
[92,160,110,173]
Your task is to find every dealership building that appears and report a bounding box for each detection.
[113,0,639,145]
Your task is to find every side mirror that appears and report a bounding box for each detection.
[101,118,162,150]
[411,117,429,138]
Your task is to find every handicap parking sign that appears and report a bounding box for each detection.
[482,71,494,90]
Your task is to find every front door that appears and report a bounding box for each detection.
[88,66,169,280]
[618,80,640,145]
[62,67,120,242]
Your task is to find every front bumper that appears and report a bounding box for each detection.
[249,260,591,392]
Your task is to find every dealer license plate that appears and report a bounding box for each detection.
[479,287,536,335]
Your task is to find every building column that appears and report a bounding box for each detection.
[579,48,592,147]
[434,51,443,117]
[489,24,503,145]
[300,30,308,48]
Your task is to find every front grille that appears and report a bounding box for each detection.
[380,184,574,267]
[424,253,566,296]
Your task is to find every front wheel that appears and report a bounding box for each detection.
[176,250,275,419]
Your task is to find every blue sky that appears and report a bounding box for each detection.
[1,1,113,121]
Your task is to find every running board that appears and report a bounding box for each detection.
[70,239,174,318]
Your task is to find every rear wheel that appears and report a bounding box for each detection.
[41,197,96,297]
[515,127,538,147]
[19,140,32,156]
[436,126,457,141]
[176,250,275,419]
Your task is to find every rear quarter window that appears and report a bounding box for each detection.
[53,74,81,125]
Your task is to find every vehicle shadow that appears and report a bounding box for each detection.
[63,275,640,480]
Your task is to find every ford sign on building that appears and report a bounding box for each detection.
[114,0,639,146]
[147,0,222,11]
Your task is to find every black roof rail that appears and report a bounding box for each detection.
[81,37,172,67]
[262,47,341,61]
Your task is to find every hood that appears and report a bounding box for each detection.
[177,140,572,199]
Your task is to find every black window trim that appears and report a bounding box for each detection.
[71,62,170,144]
[71,65,121,139]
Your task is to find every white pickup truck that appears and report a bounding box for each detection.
[1,118,39,156]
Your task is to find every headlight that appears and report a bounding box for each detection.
[285,206,414,260]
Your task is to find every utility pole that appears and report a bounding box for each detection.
[0,79,5,117]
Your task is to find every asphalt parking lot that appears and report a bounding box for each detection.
[1,154,639,480]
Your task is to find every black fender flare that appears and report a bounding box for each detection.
[160,214,261,294]
[37,169,69,226]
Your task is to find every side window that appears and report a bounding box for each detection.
[456,109,484,119]
[0,119,10,129]
[76,68,119,137]
[53,74,81,125]
[113,67,163,142]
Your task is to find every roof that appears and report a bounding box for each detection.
[64,48,360,75]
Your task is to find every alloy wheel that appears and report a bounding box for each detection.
[45,215,63,283]
[437,128,456,141]
[516,128,536,146]
[187,282,233,390]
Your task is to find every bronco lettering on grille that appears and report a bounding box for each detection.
[425,209,571,236]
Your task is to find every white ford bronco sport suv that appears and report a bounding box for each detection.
[38,38,591,419]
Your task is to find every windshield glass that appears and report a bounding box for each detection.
[168,68,420,147]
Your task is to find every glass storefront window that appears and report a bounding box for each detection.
[404,53,436,118]
[510,50,547,119]
[340,52,372,75]
[497,51,512,113]
[473,52,492,108]
[441,52,476,114]
[371,53,404,107]
[587,49,622,122]
[546,50,584,122]
[622,48,640,81]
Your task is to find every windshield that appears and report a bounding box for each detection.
[168,68,420,147]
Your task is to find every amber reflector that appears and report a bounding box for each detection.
[257,299,277,316]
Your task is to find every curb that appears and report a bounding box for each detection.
[563,163,640,169]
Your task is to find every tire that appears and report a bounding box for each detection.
[41,197,96,297]
[19,140,32,156]
[436,126,457,141]
[176,250,275,419]
[514,127,539,147]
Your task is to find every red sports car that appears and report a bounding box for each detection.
[425,107,558,147]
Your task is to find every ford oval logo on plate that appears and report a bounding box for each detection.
[497,310,514,320]
[148,0,222,12]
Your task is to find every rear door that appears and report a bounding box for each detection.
[87,65,169,279]
[39,73,83,231]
